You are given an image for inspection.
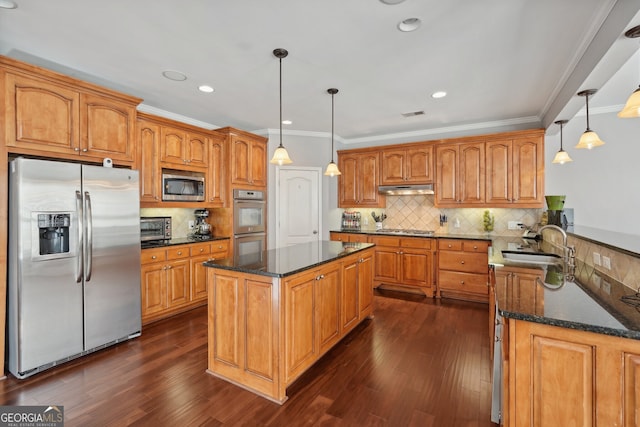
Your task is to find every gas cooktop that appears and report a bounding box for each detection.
[376,228,435,236]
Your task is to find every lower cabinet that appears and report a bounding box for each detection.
[437,239,490,302]
[207,247,374,403]
[368,235,434,297]
[141,240,229,324]
[505,319,640,427]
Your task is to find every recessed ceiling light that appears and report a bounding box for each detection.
[379,0,406,4]
[198,85,214,93]
[0,0,17,9]
[398,18,421,32]
[162,70,187,81]
[282,120,292,125]
[432,91,447,99]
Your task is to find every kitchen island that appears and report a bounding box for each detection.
[488,238,640,426]
[203,241,375,403]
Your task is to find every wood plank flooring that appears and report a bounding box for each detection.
[0,290,497,426]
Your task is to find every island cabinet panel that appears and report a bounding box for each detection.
[206,245,374,404]
[207,269,280,400]
[507,319,640,427]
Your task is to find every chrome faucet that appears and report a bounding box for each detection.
[539,224,575,267]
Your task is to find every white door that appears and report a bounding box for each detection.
[276,167,321,248]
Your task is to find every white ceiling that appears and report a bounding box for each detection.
[1,0,640,143]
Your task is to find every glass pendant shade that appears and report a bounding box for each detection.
[575,130,605,149]
[324,161,341,176]
[271,145,292,165]
[618,86,640,118]
[575,89,604,149]
[552,149,572,164]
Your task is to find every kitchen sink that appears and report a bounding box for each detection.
[501,250,562,265]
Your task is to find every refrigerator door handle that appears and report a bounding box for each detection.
[84,191,93,282]
[76,190,84,283]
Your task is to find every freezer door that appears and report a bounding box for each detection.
[81,165,141,349]
[8,158,84,376]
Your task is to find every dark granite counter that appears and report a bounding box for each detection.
[489,237,640,340]
[141,235,229,249]
[204,241,375,278]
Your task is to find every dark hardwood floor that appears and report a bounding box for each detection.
[0,290,496,426]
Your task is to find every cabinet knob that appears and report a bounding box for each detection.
[177,251,182,255]
[461,260,465,264]
[199,248,204,252]
[460,281,465,284]
[167,265,172,269]
[448,244,452,248]
[151,255,157,260]
[473,245,478,249]
[82,148,88,152]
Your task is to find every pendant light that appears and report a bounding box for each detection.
[618,25,640,118]
[270,48,293,165]
[552,120,572,164]
[575,89,605,149]
[324,88,341,177]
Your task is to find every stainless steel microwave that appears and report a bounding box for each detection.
[162,172,205,202]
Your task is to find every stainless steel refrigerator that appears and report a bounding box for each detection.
[8,157,142,379]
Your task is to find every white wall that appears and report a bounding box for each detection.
[544,110,640,236]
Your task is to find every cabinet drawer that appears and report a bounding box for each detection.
[141,248,166,264]
[439,251,488,274]
[463,240,490,253]
[400,237,432,249]
[210,240,229,254]
[190,242,211,256]
[167,246,190,260]
[439,239,463,251]
[439,270,488,295]
[368,235,400,247]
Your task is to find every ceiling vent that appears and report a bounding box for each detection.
[401,110,425,118]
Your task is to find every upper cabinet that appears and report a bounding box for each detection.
[2,56,140,165]
[486,133,544,207]
[137,118,162,203]
[338,150,385,208]
[207,132,227,207]
[380,145,434,185]
[159,126,209,170]
[214,127,268,190]
[435,141,485,207]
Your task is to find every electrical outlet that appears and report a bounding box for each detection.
[363,216,369,226]
[593,275,601,288]
[188,220,195,230]
[602,280,611,295]
[593,252,601,266]
[602,256,611,270]
[508,221,520,230]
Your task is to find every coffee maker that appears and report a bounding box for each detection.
[194,209,211,237]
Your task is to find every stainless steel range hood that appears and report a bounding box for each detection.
[378,184,434,195]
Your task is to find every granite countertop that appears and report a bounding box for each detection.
[204,241,375,278]
[489,236,640,340]
[141,235,230,249]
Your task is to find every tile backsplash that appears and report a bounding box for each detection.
[342,195,542,236]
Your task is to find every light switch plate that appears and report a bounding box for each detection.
[593,252,601,266]
[602,256,611,270]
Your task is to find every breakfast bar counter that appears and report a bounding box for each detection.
[203,241,375,403]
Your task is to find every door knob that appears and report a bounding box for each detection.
[313,230,318,234]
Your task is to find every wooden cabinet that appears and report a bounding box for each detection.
[329,231,368,243]
[368,235,434,296]
[485,134,544,207]
[284,263,342,383]
[494,266,545,316]
[380,145,434,185]
[141,240,229,324]
[207,132,227,207]
[342,249,374,333]
[506,319,640,427]
[136,118,161,202]
[211,127,267,190]
[159,126,209,170]
[190,240,230,302]
[435,141,485,207]
[437,239,489,301]
[3,62,140,164]
[337,150,385,207]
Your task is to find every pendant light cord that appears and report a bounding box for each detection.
[331,91,335,162]
[585,92,591,131]
[279,55,283,149]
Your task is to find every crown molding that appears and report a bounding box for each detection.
[137,104,220,130]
